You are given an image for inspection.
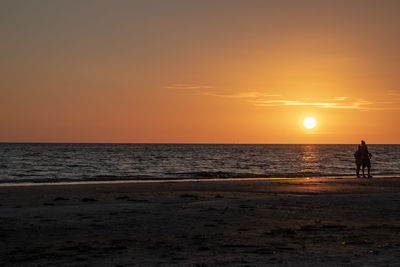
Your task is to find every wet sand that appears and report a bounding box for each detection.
[1,177,400,266]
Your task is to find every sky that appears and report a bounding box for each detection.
[1,0,400,143]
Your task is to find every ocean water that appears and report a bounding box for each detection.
[0,143,399,183]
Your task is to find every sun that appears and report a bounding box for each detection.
[303,117,317,129]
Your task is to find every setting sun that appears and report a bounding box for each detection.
[303,117,317,129]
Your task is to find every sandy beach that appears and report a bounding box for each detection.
[1,177,400,266]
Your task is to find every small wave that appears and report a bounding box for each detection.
[90,174,156,180]
[14,173,44,177]
[0,178,77,183]
[174,172,265,178]
[373,171,400,176]
[166,171,354,179]
[0,176,149,184]
[67,164,93,168]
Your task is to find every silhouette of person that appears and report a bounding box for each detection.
[360,140,372,178]
[354,145,362,178]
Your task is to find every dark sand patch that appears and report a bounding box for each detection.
[1,178,400,265]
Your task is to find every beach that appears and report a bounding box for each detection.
[1,177,400,266]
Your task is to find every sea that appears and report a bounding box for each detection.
[0,143,399,183]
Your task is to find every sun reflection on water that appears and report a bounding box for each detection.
[298,145,321,173]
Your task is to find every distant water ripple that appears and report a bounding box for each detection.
[0,143,399,183]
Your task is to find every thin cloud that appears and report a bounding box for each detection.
[175,86,400,111]
[202,92,281,98]
[329,96,348,101]
[201,90,369,109]
[204,90,400,110]
[200,90,373,110]
[250,98,400,111]
[250,99,372,110]
[165,84,215,89]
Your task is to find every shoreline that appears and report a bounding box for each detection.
[1,175,400,187]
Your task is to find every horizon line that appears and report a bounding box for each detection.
[0,142,399,145]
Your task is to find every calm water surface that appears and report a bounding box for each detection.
[0,144,399,183]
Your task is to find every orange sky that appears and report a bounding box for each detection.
[1,0,400,143]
